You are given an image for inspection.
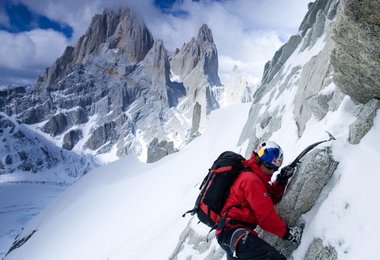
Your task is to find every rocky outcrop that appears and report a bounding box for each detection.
[42,108,88,137]
[239,0,343,144]
[0,113,96,175]
[169,220,225,260]
[170,24,221,124]
[188,102,202,142]
[298,0,339,37]
[262,35,302,85]
[331,0,380,104]
[146,138,178,163]
[258,147,338,256]
[348,98,380,144]
[235,0,377,258]
[304,238,338,260]
[170,24,220,86]
[62,129,83,150]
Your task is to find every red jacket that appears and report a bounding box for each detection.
[216,155,287,237]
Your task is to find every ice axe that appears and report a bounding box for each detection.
[288,131,336,168]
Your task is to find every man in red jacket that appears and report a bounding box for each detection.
[216,141,302,259]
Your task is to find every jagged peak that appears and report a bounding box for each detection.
[84,7,153,48]
[35,7,154,89]
[197,24,214,43]
[88,7,142,33]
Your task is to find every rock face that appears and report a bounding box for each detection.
[170,24,220,86]
[36,8,154,89]
[348,99,380,144]
[189,101,202,140]
[304,238,338,260]
[0,113,95,176]
[262,35,302,85]
[331,0,380,104]
[170,24,222,123]
[0,8,225,171]
[236,0,380,258]
[172,0,380,259]
[258,148,338,257]
[146,138,177,163]
[169,219,225,260]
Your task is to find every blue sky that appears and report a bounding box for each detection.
[0,0,310,86]
[0,1,73,37]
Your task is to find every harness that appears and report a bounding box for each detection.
[229,228,250,258]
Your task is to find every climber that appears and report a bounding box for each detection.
[216,141,303,260]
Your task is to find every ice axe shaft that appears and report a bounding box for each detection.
[288,131,336,168]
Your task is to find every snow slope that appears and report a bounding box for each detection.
[4,104,251,259]
[4,99,380,259]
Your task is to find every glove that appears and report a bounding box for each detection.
[276,165,295,185]
[283,226,303,245]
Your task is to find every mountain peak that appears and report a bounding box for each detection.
[197,24,214,43]
[78,7,154,64]
[36,8,154,89]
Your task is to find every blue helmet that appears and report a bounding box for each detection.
[256,141,283,169]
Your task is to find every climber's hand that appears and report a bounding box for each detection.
[283,226,303,245]
[276,165,295,185]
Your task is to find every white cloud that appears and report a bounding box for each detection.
[1,0,310,85]
[222,0,310,33]
[141,0,306,84]
[0,29,70,84]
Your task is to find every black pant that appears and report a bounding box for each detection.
[217,228,286,260]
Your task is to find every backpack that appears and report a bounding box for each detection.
[183,151,248,228]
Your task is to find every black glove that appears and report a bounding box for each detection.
[276,165,295,185]
[283,226,303,245]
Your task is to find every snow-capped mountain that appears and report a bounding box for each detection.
[3,0,380,259]
[0,112,96,175]
[0,8,224,174]
[220,65,256,107]
[0,8,254,257]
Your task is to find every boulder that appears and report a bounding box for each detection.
[42,113,68,136]
[259,147,338,257]
[349,98,380,144]
[63,129,83,150]
[304,238,338,260]
[169,221,225,260]
[189,102,202,140]
[331,0,380,104]
[147,138,178,163]
[85,121,117,150]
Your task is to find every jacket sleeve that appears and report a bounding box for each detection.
[269,180,286,204]
[244,178,287,237]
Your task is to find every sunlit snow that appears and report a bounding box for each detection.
[3,99,380,259]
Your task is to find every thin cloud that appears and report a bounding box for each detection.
[1,0,310,85]
[0,29,70,84]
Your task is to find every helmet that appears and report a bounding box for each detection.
[256,141,283,170]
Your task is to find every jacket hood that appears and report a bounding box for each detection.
[243,155,272,184]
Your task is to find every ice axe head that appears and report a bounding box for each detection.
[325,131,336,141]
[288,131,336,168]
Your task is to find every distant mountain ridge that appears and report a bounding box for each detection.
[0,7,252,175]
